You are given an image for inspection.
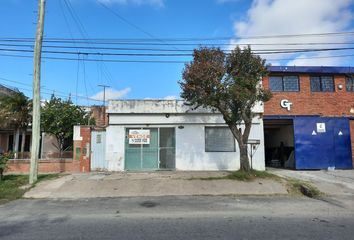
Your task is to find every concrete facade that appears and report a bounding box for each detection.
[106,100,265,171]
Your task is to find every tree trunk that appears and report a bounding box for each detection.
[20,129,26,159]
[239,144,250,171]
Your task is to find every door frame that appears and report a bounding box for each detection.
[90,130,107,171]
[124,126,176,171]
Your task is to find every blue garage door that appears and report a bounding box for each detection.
[294,117,352,169]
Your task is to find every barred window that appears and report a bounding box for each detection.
[310,76,334,92]
[283,76,300,91]
[205,127,235,152]
[269,76,283,92]
[346,77,354,92]
[269,76,299,92]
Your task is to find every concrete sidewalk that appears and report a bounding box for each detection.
[24,171,288,199]
[269,168,354,196]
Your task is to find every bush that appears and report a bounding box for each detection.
[0,152,13,181]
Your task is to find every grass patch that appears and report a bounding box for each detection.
[0,174,61,204]
[37,174,61,183]
[197,170,281,181]
[286,178,321,198]
[0,175,28,204]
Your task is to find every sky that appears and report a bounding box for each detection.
[0,0,353,105]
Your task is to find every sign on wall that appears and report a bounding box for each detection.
[316,123,326,133]
[280,99,292,111]
[129,129,150,144]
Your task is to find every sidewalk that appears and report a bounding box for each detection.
[269,168,354,196]
[24,171,288,199]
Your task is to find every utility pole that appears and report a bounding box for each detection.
[29,0,46,184]
[98,84,110,127]
[98,84,110,106]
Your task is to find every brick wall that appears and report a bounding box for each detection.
[263,75,354,116]
[72,126,91,173]
[78,127,91,172]
[7,159,80,174]
[91,106,108,128]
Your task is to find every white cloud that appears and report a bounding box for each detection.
[163,95,177,100]
[143,96,178,100]
[230,0,354,66]
[91,87,131,101]
[96,0,164,7]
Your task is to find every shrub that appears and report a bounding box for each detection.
[0,152,13,181]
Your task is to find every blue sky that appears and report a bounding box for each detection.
[0,0,353,105]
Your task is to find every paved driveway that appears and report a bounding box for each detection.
[24,171,287,199]
[269,168,354,196]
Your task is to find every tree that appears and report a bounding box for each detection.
[41,95,94,157]
[0,91,32,159]
[180,46,271,171]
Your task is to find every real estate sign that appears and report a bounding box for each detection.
[129,129,150,144]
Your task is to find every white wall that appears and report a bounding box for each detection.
[176,122,265,171]
[109,113,262,125]
[105,126,125,171]
[105,99,265,171]
[105,115,265,171]
[175,125,238,171]
[108,100,264,115]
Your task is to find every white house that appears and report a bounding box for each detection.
[104,100,265,171]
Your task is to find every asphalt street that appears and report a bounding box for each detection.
[0,195,353,240]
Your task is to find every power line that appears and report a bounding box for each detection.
[0,39,352,47]
[1,46,354,56]
[62,0,104,105]
[62,0,116,96]
[1,42,354,52]
[0,76,102,102]
[1,30,354,42]
[95,0,180,51]
[1,52,353,63]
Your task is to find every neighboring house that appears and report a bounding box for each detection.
[262,66,354,170]
[0,85,31,156]
[99,100,265,172]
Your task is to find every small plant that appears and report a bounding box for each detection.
[195,170,280,181]
[0,152,13,181]
[286,178,321,198]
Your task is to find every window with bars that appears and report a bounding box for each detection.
[205,127,235,152]
[346,77,354,92]
[269,76,299,92]
[310,76,334,92]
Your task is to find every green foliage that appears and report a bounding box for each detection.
[0,152,13,181]
[197,170,279,181]
[0,91,31,129]
[180,46,271,125]
[41,95,94,154]
[180,46,272,171]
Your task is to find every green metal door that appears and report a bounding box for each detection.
[125,128,159,171]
